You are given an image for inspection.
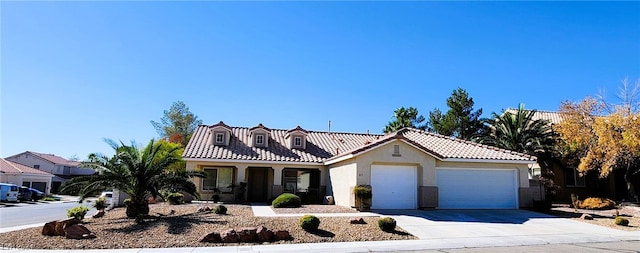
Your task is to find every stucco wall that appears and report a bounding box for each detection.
[327,161,357,207]
[7,154,57,175]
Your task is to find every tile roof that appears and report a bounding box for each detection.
[184,124,535,164]
[0,158,54,176]
[504,109,564,125]
[25,151,81,167]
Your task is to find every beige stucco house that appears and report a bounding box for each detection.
[184,122,537,209]
[0,158,54,194]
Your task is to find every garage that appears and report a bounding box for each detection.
[371,165,417,209]
[436,168,518,209]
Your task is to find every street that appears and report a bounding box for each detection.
[0,201,95,228]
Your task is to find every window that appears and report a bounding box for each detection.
[294,137,302,147]
[392,145,401,157]
[33,165,40,169]
[256,134,265,145]
[565,167,586,187]
[215,133,225,144]
[202,167,234,192]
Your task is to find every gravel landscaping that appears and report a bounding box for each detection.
[548,204,640,231]
[0,203,415,249]
[271,205,359,214]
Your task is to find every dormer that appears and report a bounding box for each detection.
[285,126,308,150]
[249,123,271,148]
[208,121,232,146]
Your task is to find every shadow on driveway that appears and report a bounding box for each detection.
[373,209,557,224]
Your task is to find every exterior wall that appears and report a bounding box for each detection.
[327,161,357,207]
[6,154,57,175]
[0,173,52,195]
[186,160,326,202]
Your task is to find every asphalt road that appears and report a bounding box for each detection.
[0,201,95,228]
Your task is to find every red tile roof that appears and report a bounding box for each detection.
[0,158,54,175]
[25,151,81,167]
[184,124,535,164]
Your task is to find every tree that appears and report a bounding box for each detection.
[151,101,202,147]
[383,107,426,133]
[477,104,557,161]
[555,78,640,201]
[427,88,484,140]
[61,139,203,218]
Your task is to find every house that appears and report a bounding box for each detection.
[183,121,538,209]
[5,151,95,193]
[0,158,54,194]
[504,109,640,202]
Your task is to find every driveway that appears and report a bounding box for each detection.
[375,209,640,248]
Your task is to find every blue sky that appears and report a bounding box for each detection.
[2,1,639,160]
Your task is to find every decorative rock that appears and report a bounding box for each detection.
[220,229,238,243]
[580,213,594,220]
[43,218,80,236]
[350,217,366,224]
[197,206,212,213]
[198,232,222,243]
[92,210,105,218]
[275,230,291,241]
[64,224,96,239]
[42,221,58,236]
[256,226,274,242]
[238,227,258,242]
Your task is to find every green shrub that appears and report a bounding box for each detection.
[166,192,184,205]
[300,215,320,231]
[43,197,56,201]
[124,198,132,206]
[378,217,396,232]
[577,197,616,210]
[67,205,89,221]
[615,217,629,226]
[214,205,228,214]
[353,185,372,199]
[93,197,107,210]
[272,193,302,208]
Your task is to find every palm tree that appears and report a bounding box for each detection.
[61,139,202,218]
[476,104,556,160]
[383,107,426,133]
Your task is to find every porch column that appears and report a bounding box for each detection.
[272,166,284,197]
[236,165,248,183]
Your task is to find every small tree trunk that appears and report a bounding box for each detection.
[126,197,150,218]
[624,165,638,203]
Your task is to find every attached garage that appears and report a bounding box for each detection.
[371,165,417,209]
[437,168,518,209]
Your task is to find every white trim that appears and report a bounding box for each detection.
[184,158,323,166]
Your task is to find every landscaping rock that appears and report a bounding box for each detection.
[580,213,594,220]
[64,224,96,239]
[41,221,58,236]
[92,210,105,218]
[275,230,290,241]
[238,227,258,242]
[198,232,222,243]
[220,229,238,243]
[350,217,366,224]
[256,226,274,242]
[43,218,80,236]
[197,206,212,213]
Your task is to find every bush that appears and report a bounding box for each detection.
[378,217,396,232]
[67,205,89,221]
[272,193,302,208]
[615,217,629,226]
[353,185,372,199]
[165,192,184,205]
[124,198,132,206]
[93,197,107,210]
[577,197,616,210]
[214,205,228,214]
[300,215,321,231]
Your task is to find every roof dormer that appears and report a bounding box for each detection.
[249,123,271,148]
[285,126,308,150]
[209,121,232,146]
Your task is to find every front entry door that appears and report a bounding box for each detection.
[248,168,268,202]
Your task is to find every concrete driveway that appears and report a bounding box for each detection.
[375,209,640,248]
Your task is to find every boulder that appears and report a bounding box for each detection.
[197,206,212,213]
[64,224,96,239]
[580,213,594,220]
[350,217,366,224]
[256,226,274,242]
[238,227,258,242]
[198,232,222,243]
[43,218,80,236]
[42,221,58,236]
[92,210,105,218]
[220,229,238,243]
[275,230,291,241]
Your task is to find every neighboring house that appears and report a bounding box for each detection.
[0,158,54,194]
[183,121,538,209]
[504,109,639,202]
[5,151,95,193]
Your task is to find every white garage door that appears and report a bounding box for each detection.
[371,165,417,209]
[436,168,518,209]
